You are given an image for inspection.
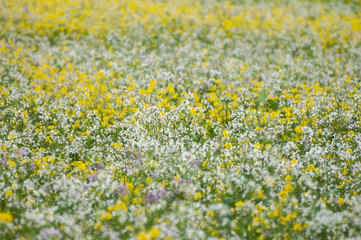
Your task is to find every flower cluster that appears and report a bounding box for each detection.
[1,0,361,239]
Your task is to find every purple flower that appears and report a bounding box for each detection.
[88,173,98,183]
[145,193,159,203]
[18,148,28,157]
[181,179,192,184]
[39,227,60,240]
[157,187,169,196]
[1,155,7,166]
[135,160,143,170]
[91,162,104,171]
[115,185,128,196]
[190,159,202,169]
[28,162,35,172]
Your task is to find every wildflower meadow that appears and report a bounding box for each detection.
[1,0,361,239]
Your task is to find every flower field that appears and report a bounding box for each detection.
[1,0,361,239]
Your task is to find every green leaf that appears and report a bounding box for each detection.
[255,89,267,107]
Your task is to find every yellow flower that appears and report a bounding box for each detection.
[257,189,265,200]
[254,143,261,150]
[8,161,16,167]
[95,222,103,230]
[292,224,303,231]
[235,200,244,207]
[137,228,160,240]
[206,210,214,217]
[100,212,112,221]
[5,190,13,198]
[338,197,345,205]
[307,164,315,172]
[149,228,160,238]
[194,192,202,201]
[108,202,127,213]
[112,142,122,150]
[268,210,279,218]
[137,233,147,240]
[225,142,232,148]
[290,159,298,165]
[295,125,304,134]
[284,183,294,192]
[285,175,292,181]
[167,84,175,93]
[279,190,289,199]
[347,149,353,155]
[280,214,293,225]
[146,177,153,185]
[71,161,87,172]
[223,130,229,138]
[0,211,13,223]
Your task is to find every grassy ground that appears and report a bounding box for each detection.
[0,0,361,239]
